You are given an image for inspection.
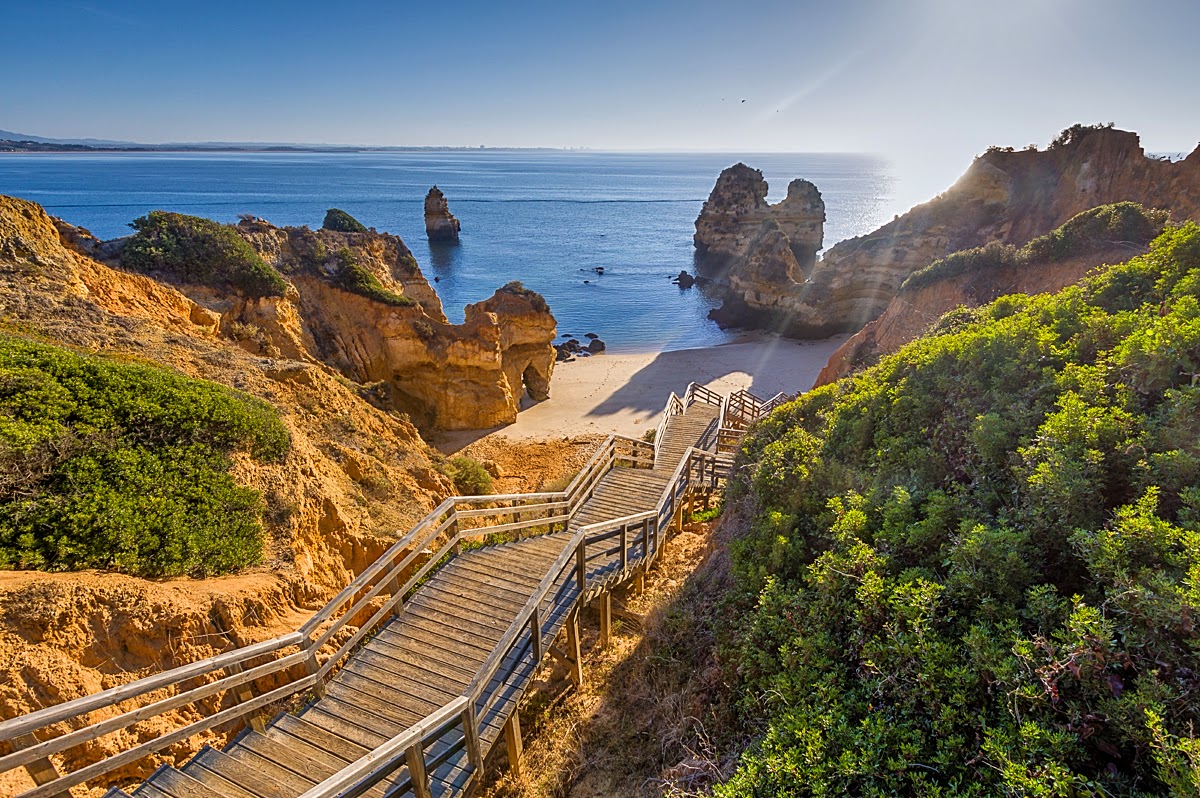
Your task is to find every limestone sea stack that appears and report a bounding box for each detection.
[694,163,825,274]
[424,186,461,242]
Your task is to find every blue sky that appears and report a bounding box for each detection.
[4,0,1199,201]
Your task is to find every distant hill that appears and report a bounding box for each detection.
[0,129,560,153]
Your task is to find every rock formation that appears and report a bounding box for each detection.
[424,185,461,242]
[694,163,825,276]
[701,126,1200,338]
[216,218,553,430]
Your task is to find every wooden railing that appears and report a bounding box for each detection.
[287,444,726,798]
[715,388,795,454]
[0,433,655,798]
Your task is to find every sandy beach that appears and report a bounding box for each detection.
[437,333,848,451]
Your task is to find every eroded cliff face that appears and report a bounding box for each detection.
[424,186,461,242]
[703,127,1200,337]
[174,219,556,431]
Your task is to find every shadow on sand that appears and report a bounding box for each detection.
[585,335,844,419]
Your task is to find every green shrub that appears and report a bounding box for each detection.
[902,202,1169,292]
[122,211,287,297]
[0,334,289,577]
[498,280,550,313]
[719,222,1200,796]
[332,248,415,307]
[446,456,492,496]
[322,208,368,233]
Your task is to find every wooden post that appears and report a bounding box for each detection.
[640,518,650,561]
[462,703,483,775]
[406,742,433,798]
[224,661,266,732]
[304,644,327,698]
[599,591,612,648]
[450,511,461,556]
[530,607,542,664]
[576,541,587,596]
[619,523,628,574]
[13,733,69,798]
[505,712,524,778]
[633,566,646,595]
[566,607,584,686]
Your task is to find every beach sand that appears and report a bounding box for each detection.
[435,333,848,452]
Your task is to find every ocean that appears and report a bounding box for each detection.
[0,151,896,353]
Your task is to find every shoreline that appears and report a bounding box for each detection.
[435,332,848,451]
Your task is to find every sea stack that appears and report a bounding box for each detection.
[693,164,825,276]
[424,186,461,242]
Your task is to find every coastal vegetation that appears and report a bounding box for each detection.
[331,246,415,306]
[0,334,289,577]
[445,455,493,496]
[322,207,368,233]
[902,202,1170,292]
[123,211,288,297]
[720,222,1200,795]
[498,280,551,313]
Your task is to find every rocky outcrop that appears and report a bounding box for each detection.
[424,186,461,242]
[210,219,554,430]
[704,126,1200,337]
[694,164,825,276]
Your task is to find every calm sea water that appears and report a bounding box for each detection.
[0,151,895,353]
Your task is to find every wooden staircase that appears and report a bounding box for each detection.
[1,384,782,798]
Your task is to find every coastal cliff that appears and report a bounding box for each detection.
[815,201,1171,384]
[424,186,461,242]
[225,219,555,429]
[701,126,1200,337]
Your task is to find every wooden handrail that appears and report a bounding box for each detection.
[293,696,470,798]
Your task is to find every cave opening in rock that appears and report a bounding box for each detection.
[522,362,550,402]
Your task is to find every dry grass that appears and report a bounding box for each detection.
[475,506,745,798]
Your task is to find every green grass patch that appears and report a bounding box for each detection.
[122,211,288,297]
[0,334,289,577]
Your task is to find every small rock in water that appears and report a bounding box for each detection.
[583,280,590,284]
[673,270,696,288]
[585,332,599,339]
[586,338,606,353]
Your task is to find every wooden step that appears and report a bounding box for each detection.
[183,746,295,798]
[139,765,226,798]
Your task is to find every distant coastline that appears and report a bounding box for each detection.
[0,129,572,154]
[0,140,568,154]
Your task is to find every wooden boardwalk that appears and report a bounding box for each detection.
[1,386,770,798]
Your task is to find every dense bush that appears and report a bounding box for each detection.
[498,280,551,313]
[902,202,1169,292]
[0,334,289,577]
[720,223,1200,796]
[446,456,493,496]
[122,211,288,297]
[332,248,415,307]
[322,208,368,233]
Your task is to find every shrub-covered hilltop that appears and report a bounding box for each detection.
[721,222,1200,795]
[0,334,289,577]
